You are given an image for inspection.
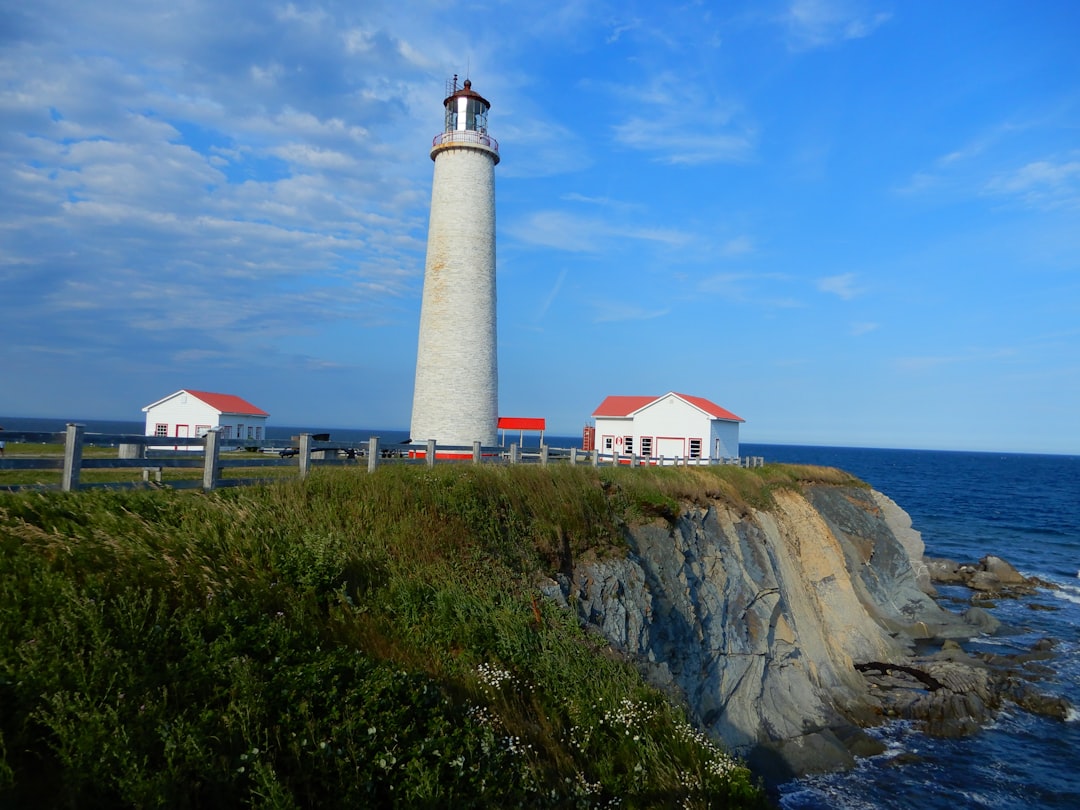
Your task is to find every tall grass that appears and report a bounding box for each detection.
[0,462,841,807]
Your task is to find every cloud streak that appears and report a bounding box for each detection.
[781,0,892,51]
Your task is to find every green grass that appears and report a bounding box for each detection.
[0,463,837,807]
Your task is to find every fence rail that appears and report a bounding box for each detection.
[0,425,764,493]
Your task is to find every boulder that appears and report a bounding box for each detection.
[981,555,1026,585]
[961,606,1001,635]
[926,557,965,584]
[968,570,1002,592]
[746,729,857,787]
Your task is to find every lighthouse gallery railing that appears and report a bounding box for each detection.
[432,130,499,152]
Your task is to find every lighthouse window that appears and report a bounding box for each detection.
[464,98,488,131]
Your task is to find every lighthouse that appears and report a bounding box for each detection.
[410,77,500,452]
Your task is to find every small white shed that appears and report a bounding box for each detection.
[143,389,269,449]
[591,392,744,462]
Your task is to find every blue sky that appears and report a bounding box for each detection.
[2,1,1078,453]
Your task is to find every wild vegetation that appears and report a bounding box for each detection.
[0,462,850,807]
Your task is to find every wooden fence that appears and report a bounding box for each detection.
[0,424,764,493]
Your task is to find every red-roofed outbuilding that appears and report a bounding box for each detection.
[589,392,743,462]
[143,389,270,448]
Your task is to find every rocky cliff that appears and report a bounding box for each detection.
[542,482,1068,786]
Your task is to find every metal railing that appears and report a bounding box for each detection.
[432,129,499,152]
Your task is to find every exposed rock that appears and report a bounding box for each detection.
[872,490,934,595]
[746,729,856,786]
[968,570,1003,592]
[927,553,1043,598]
[961,606,1001,634]
[925,557,965,584]
[981,555,1026,585]
[545,481,1070,786]
[1010,684,1072,720]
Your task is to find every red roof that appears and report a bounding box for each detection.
[674,393,743,422]
[592,396,656,418]
[185,390,269,417]
[498,417,546,430]
[591,392,743,422]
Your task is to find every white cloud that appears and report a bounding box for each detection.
[699,272,755,299]
[782,0,892,51]
[721,236,754,256]
[536,267,569,321]
[592,302,670,323]
[606,18,643,44]
[698,271,795,306]
[612,118,755,165]
[271,143,356,170]
[984,158,1080,209]
[850,321,878,336]
[505,210,693,254]
[601,72,756,165]
[817,273,863,299]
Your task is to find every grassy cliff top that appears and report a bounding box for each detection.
[0,463,851,807]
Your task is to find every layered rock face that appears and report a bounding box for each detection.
[545,484,1065,785]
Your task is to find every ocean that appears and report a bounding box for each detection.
[3,418,1078,806]
[748,444,1080,810]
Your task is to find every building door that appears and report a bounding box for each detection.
[656,437,684,462]
[175,424,189,452]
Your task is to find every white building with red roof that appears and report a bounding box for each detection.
[142,389,269,448]
[590,392,744,462]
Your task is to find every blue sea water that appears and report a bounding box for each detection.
[4,419,1079,806]
[742,444,1080,810]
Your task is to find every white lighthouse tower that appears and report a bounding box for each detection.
[410,77,500,452]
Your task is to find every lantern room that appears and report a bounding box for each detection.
[443,76,490,133]
[432,76,499,160]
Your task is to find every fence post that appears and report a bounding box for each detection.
[61,423,85,492]
[118,442,144,460]
[569,447,578,465]
[367,436,380,472]
[426,439,436,467]
[509,443,519,464]
[473,441,482,465]
[202,429,222,490]
[591,449,598,467]
[540,444,549,466]
[299,433,313,479]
